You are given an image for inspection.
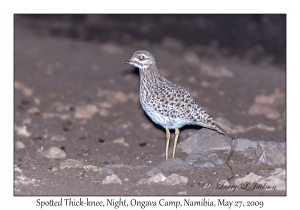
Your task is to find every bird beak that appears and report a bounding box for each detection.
[123,59,134,64]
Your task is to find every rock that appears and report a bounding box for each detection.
[60,159,84,169]
[232,139,258,151]
[98,102,113,109]
[83,165,99,172]
[27,107,40,114]
[102,174,122,185]
[53,102,71,112]
[41,146,66,159]
[74,105,98,119]
[16,174,37,186]
[99,108,110,117]
[50,135,66,142]
[177,128,232,154]
[15,141,25,150]
[138,173,188,186]
[113,137,129,147]
[185,151,225,168]
[254,141,286,166]
[157,158,194,171]
[14,165,22,174]
[141,123,151,130]
[166,174,188,186]
[52,167,58,172]
[16,126,31,137]
[14,81,33,96]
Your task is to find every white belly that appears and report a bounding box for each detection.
[141,102,192,129]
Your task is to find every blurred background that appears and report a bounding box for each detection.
[15,14,286,66]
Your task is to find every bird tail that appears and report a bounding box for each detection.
[215,123,227,135]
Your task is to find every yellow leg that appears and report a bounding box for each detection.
[165,126,170,160]
[172,128,180,159]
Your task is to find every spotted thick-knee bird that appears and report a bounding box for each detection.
[123,50,226,159]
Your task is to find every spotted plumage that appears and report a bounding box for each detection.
[123,50,226,159]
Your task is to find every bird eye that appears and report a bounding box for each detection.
[139,55,145,60]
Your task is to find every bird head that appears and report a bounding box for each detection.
[123,50,155,69]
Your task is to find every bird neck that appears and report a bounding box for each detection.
[139,64,164,85]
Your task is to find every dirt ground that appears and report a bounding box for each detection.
[14,15,286,196]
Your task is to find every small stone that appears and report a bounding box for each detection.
[50,135,66,142]
[99,108,110,117]
[166,174,188,186]
[42,146,66,159]
[74,105,98,119]
[14,165,22,174]
[83,165,98,172]
[177,191,187,195]
[98,102,112,109]
[141,123,151,130]
[15,141,25,150]
[102,174,122,185]
[113,137,129,147]
[27,107,40,114]
[14,81,33,96]
[114,91,128,102]
[52,167,58,172]
[177,128,232,154]
[201,81,209,87]
[34,98,40,105]
[17,126,31,137]
[60,159,83,169]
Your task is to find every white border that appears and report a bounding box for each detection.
[2,0,297,209]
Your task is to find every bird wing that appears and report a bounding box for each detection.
[152,81,227,134]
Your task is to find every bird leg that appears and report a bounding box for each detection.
[172,128,180,159]
[165,126,170,160]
